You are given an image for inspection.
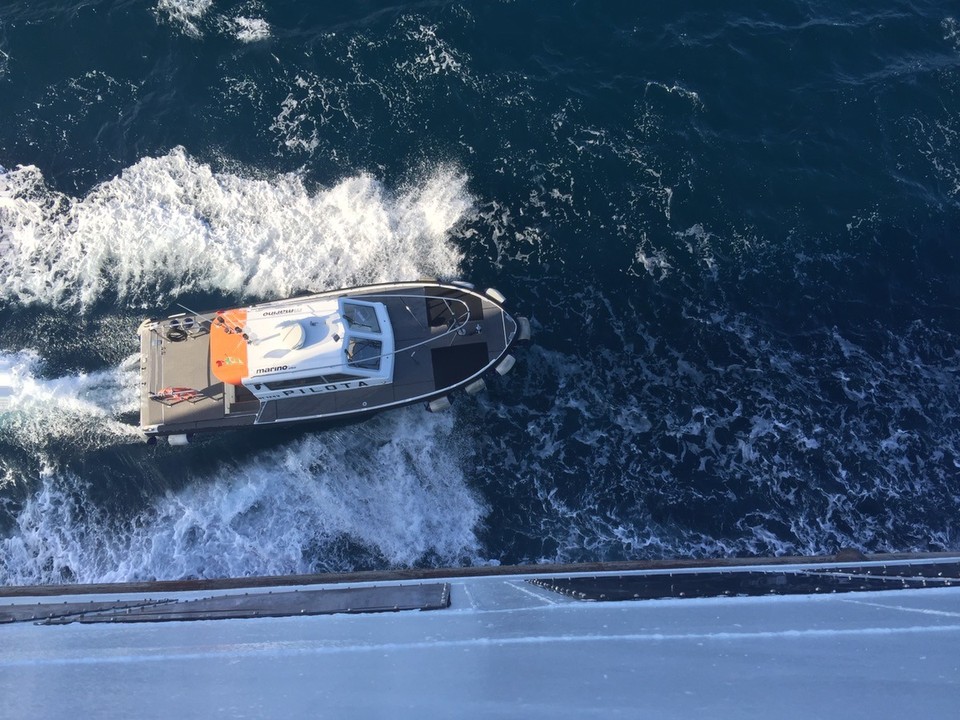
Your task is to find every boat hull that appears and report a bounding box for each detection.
[138,281,522,439]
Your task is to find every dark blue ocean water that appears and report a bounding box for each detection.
[0,1,959,584]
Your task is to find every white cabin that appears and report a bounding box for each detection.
[238,298,395,401]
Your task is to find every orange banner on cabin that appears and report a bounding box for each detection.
[210,309,249,386]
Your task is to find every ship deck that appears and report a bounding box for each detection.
[3,553,960,718]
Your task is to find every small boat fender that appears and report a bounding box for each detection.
[495,355,516,376]
[427,396,451,412]
[485,287,507,304]
[167,434,191,446]
[464,378,486,395]
[165,326,188,342]
[516,316,532,342]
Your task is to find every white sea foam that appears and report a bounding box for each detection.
[644,81,704,110]
[0,350,141,451]
[269,75,350,155]
[675,223,719,278]
[944,18,960,51]
[397,23,466,79]
[0,148,471,308]
[925,119,960,200]
[156,0,271,43]
[0,409,486,584]
[231,16,271,43]
[628,232,673,280]
[156,0,273,44]
[156,0,213,38]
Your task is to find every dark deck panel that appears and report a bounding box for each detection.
[530,560,960,602]
[383,288,431,343]
[431,343,489,388]
[26,583,451,625]
[391,341,435,384]
[427,288,484,326]
[0,599,174,624]
[257,400,277,423]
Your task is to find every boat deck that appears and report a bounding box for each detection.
[140,284,515,436]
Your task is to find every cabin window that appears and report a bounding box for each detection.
[263,374,359,390]
[323,373,357,383]
[346,338,382,370]
[343,303,381,333]
[264,375,326,390]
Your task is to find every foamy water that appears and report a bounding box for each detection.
[155,0,214,38]
[0,148,470,308]
[0,350,142,451]
[156,1,272,43]
[2,1,959,585]
[231,17,271,44]
[0,409,485,585]
[0,147,488,585]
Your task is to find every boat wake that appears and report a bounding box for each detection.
[0,350,141,452]
[0,408,486,585]
[0,148,471,308]
[0,148,492,585]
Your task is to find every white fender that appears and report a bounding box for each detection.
[485,287,507,304]
[465,378,486,395]
[427,396,451,412]
[495,355,516,376]
[168,434,191,446]
[517,316,532,342]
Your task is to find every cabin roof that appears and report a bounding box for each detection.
[244,298,346,381]
[211,297,395,387]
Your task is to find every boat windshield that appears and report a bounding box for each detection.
[343,302,381,333]
[347,338,382,370]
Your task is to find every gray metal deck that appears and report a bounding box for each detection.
[139,323,259,433]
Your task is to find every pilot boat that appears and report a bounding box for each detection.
[138,280,530,443]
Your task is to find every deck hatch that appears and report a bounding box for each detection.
[431,343,489,388]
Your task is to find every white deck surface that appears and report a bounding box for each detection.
[244,297,346,379]
[2,565,959,719]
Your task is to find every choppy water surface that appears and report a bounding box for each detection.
[1,1,959,584]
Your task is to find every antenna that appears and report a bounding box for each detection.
[403,301,426,331]
[177,302,203,317]
[176,302,219,327]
